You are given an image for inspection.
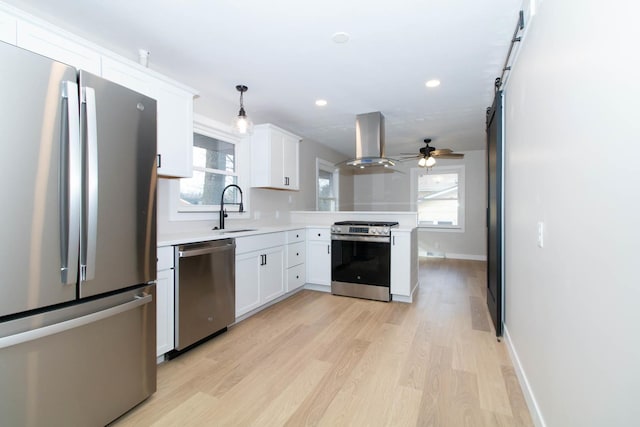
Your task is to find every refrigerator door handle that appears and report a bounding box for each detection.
[82,86,98,281]
[0,293,152,350]
[61,81,81,285]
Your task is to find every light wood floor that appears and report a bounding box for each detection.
[112,258,533,427]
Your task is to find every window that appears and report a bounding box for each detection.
[179,134,238,209]
[316,158,339,211]
[413,165,465,230]
[168,115,246,221]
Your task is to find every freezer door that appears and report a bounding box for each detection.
[0,42,79,317]
[0,285,156,426]
[78,71,157,297]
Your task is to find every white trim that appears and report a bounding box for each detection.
[168,114,250,222]
[0,2,198,95]
[316,158,340,211]
[392,294,412,303]
[445,253,487,261]
[411,165,466,232]
[303,283,331,293]
[504,325,547,427]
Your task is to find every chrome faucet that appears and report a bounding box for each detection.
[219,184,244,230]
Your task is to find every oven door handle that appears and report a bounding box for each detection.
[331,234,391,243]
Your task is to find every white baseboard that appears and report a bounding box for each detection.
[504,325,546,427]
[420,250,487,261]
[445,253,487,261]
[304,283,331,293]
[392,294,412,303]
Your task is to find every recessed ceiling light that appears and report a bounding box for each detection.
[425,79,441,88]
[315,99,328,107]
[332,32,350,44]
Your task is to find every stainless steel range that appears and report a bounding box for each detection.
[330,221,399,302]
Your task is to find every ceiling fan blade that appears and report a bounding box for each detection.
[432,153,464,159]
[431,148,452,156]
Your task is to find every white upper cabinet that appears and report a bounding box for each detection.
[16,21,101,74]
[1,5,197,179]
[101,56,195,178]
[0,9,17,44]
[250,124,300,190]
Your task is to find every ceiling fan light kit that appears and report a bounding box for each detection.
[232,84,253,135]
[396,138,464,168]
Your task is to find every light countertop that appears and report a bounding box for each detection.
[158,224,416,247]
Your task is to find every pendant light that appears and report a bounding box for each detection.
[232,84,253,135]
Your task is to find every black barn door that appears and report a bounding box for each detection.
[486,91,503,337]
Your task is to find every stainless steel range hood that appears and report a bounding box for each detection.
[345,112,396,168]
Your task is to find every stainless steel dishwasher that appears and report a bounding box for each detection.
[174,239,235,351]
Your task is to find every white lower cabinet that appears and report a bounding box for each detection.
[156,246,175,357]
[260,247,285,303]
[285,229,305,292]
[235,252,262,316]
[306,228,331,286]
[235,233,286,318]
[390,229,418,301]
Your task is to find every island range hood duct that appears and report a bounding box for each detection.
[345,112,396,168]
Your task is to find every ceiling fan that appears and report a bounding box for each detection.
[397,139,464,167]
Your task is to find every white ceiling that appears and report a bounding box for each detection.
[5,0,522,157]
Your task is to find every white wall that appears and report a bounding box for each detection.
[503,1,640,426]
[352,150,487,259]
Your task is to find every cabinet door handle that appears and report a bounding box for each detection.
[157,154,162,168]
[296,252,299,256]
[393,236,396,245]
[264,254,267,265]
[327,245,330,254]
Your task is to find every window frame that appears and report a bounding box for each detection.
[168,115,249,221]
[411,165,465,232]
[316,158,339,211]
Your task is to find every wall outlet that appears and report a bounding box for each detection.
[537,221,544,248]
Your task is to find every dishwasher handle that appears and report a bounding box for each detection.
[178,240,235,258]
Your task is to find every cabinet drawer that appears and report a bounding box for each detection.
[157,246,174,271]
[235,232,286,254]
[286,241,305,268]
[286,229,305,243]
[307,227,330,241]
[286,263,306,292]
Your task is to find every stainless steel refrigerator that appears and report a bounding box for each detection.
[0,41,157,425]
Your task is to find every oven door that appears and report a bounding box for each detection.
[331,235,392,301]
